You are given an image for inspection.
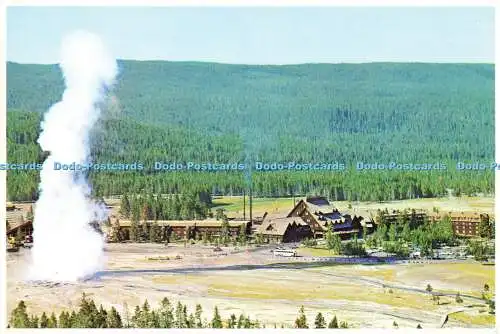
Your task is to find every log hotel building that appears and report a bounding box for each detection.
[256,196,375,243]
[4,200,494,243]
[376,209,427,226]
[430,212,492,237]
[115,219,251,241]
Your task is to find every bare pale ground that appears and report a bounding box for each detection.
[337,197,495,215]
[6,243,495,329]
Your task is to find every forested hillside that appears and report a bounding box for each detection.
[6,61,495,201]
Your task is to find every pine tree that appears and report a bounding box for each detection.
[131,197,141,222]
[69,311,77,328]
[325,223,334,250]
[159,297,174,328]
[47,312,58,328]
[314,312,326,328]
[487,299,495,314]
[215,208,225,221]
[211,306,223,328]
[120,194,131,218]
[237,314,245,328]
[141,222,150,242]
[130,218,140,242]
[401,223,411,241]
[389,223,397,242]
[242,315,252,328]
[362,225,368,241]
[227,314,237,328]
[29,315,39,328]
[174,301,187,328]
[106,307,122,328]
[220,216,230,246]
[173,195,182,219]
[9,300,30,328]
[326,225,342,254]
[187,313,196,328]
[132,305,142,327]
[294,305,308,328]
[195,304,203,328]
[108,218,121,242]
[148,310,160,328]
[142,202,153,221]
[328,315,338,328]
[97,304,108,328]
[141,300,152,327]
[122,302,130,328]
[238,224,247,245]
[182,305,189,328]
[58,311,71,328]
[150,221,162,243]
[75,293,93,327]
[455,292,463,303]
[479,216,493,239]
[88,299,100,327]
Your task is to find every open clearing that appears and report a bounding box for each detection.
[6,243,495,329]
[211,196,494,218]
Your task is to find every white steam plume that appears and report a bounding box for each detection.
[29,31,118,282]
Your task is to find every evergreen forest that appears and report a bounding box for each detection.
[6,61,495,201]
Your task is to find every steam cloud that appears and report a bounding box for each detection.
[29,31,118,282]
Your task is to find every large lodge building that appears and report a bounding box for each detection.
[255,196,375,243]
[4,198,494,243]
[287,197,374,239]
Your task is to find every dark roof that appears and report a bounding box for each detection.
[332,222,354,230]
[323,212,343,220]
[306,196,331,206]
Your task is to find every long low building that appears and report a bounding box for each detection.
[117,219,251,240]
[375,209,428,226]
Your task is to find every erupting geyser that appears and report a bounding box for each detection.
[29,31,118,282]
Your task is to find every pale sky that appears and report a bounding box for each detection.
[7,6,495,64]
